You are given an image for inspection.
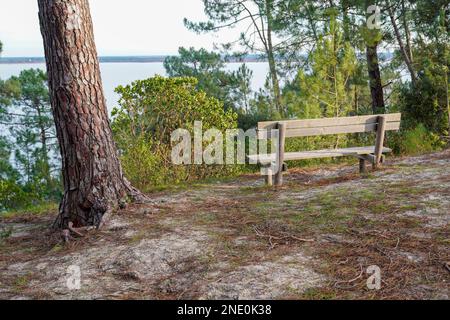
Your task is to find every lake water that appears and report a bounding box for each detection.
[0,62,269,113]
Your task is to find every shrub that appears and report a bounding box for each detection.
[398,79,449,137]
[392,124,443,156]
[111,76,240,189]
[0,179,31,211]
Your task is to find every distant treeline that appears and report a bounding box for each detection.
[0,54,264,64]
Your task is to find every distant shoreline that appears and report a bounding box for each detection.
[0,55,266,64]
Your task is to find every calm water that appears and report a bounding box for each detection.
[0,62,269,113]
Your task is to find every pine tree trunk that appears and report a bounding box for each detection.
[37,0,146,229]
[446,70,450,139]
[365,0,385,114]
[401,0,414,65]
[267,47,283,116]
[366,43,385,114]
[36,103,51,186]
[388,5,417,86]
[264,0,283,117]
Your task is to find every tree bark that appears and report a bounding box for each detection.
[364,0,385,114]
[388,5,417,86]
[366,43,385,114]
[264,0,283,117]
[401,0,414,65]
[36,103,51,185]
[446,69,450,139]
[341,0,351,42]
[37,0,146,229]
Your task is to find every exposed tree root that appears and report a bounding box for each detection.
[62,222,96,242]
[333,264,364,289]
[253,226,315,249]
[53,178,152,235]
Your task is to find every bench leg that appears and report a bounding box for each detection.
[274,172,282,186]
[359,158,367,175]
[373,116,387,169]
[275,122,287,187]
[265,168,273,186]
[372,154,386,170]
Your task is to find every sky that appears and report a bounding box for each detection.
[0,0,242,57]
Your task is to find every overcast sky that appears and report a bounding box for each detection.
[0,0,242,57]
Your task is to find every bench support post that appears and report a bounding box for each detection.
[373,116,387,169]
[358,154,376,164]
[265,167,273,186]
[359,158,367,175]
[274,122,287,187]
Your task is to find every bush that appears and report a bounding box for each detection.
[391,124,443,156]
[398,79,449,137]
[0,179,31,211]
[111,76,240,190]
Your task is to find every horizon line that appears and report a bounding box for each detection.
[0,54,266,64]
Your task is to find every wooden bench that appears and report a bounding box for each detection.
[248,113,402,186]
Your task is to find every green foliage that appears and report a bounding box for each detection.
[392,124,443,156]
[9,69,60,194]
[398,78,448,136]
[0,77,21,110]
[0,69,61,212]
[397,35,450,136]
[185,0,286,116]
[281,16,367,150]
[232,64,253,112]
[1,202,58,219]
[0,136,19,181]
[383,0,449,139]
[117,138,166,188]
[164,48,230,107]
[0,179,32,211]
[296,17,359,119]
[111,76,240,190]
[0,176,60,213]
[237,84,279,130]
[164,47,254,113]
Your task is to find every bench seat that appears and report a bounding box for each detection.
[248,146,392,165]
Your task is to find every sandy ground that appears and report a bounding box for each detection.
[0,150,449,300]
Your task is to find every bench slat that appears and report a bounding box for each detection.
[248,146,392,164]
[258,121,400,139]
[258,113,401,130]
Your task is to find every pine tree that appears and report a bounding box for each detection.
[38,0,146,229]
[295,15,360,147]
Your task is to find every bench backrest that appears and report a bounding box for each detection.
[257,113,401,139]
